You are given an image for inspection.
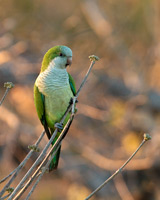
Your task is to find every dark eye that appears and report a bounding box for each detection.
[59,53,63,56]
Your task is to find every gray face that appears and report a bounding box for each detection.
[60,46,72,57]
[51,46,72,69]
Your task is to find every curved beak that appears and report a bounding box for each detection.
[66,56,72,67]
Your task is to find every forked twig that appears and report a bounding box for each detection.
[84,134,152,200]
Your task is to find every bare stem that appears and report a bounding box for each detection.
[0,193,11,200]
[76,55,99,98]
[84,133,151,200]
[0,168,17,184]
[0,88,9,106]
[0,82,14,106]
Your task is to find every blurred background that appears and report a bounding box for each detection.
[0,0,160,199]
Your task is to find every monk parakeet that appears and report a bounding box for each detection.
[34,45,76,171]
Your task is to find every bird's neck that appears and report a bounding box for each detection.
[36,63,69,95]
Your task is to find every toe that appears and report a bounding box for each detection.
[54,123,63,130]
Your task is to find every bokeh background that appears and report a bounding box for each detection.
[0,0,160,199]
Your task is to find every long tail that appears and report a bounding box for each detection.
[49,145,61,171]
[47,117,74,171]
[43,126,61,171]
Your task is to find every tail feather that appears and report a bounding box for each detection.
[48,118,74,171]
[49,145,61,171]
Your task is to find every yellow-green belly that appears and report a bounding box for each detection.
[45,86,73,128]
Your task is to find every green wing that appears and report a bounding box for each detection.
[68,73,76,96]
[34,84,51,139]
[34,84,45,124]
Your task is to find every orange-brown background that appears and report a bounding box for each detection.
[0,0,160,199]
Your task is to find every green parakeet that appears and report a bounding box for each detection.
[34,45,76,171]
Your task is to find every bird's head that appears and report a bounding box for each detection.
[41,45,72,72]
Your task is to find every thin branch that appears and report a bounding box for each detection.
[0,168,17,184]
[0,82,14,106]
[0,88,9,106]
[0,193,11,200]
[0,131,45,198]
[76,55,99,97]
[84,133,152,200]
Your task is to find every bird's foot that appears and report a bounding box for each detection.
[54,123,63,131]
[69,97,78,105]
